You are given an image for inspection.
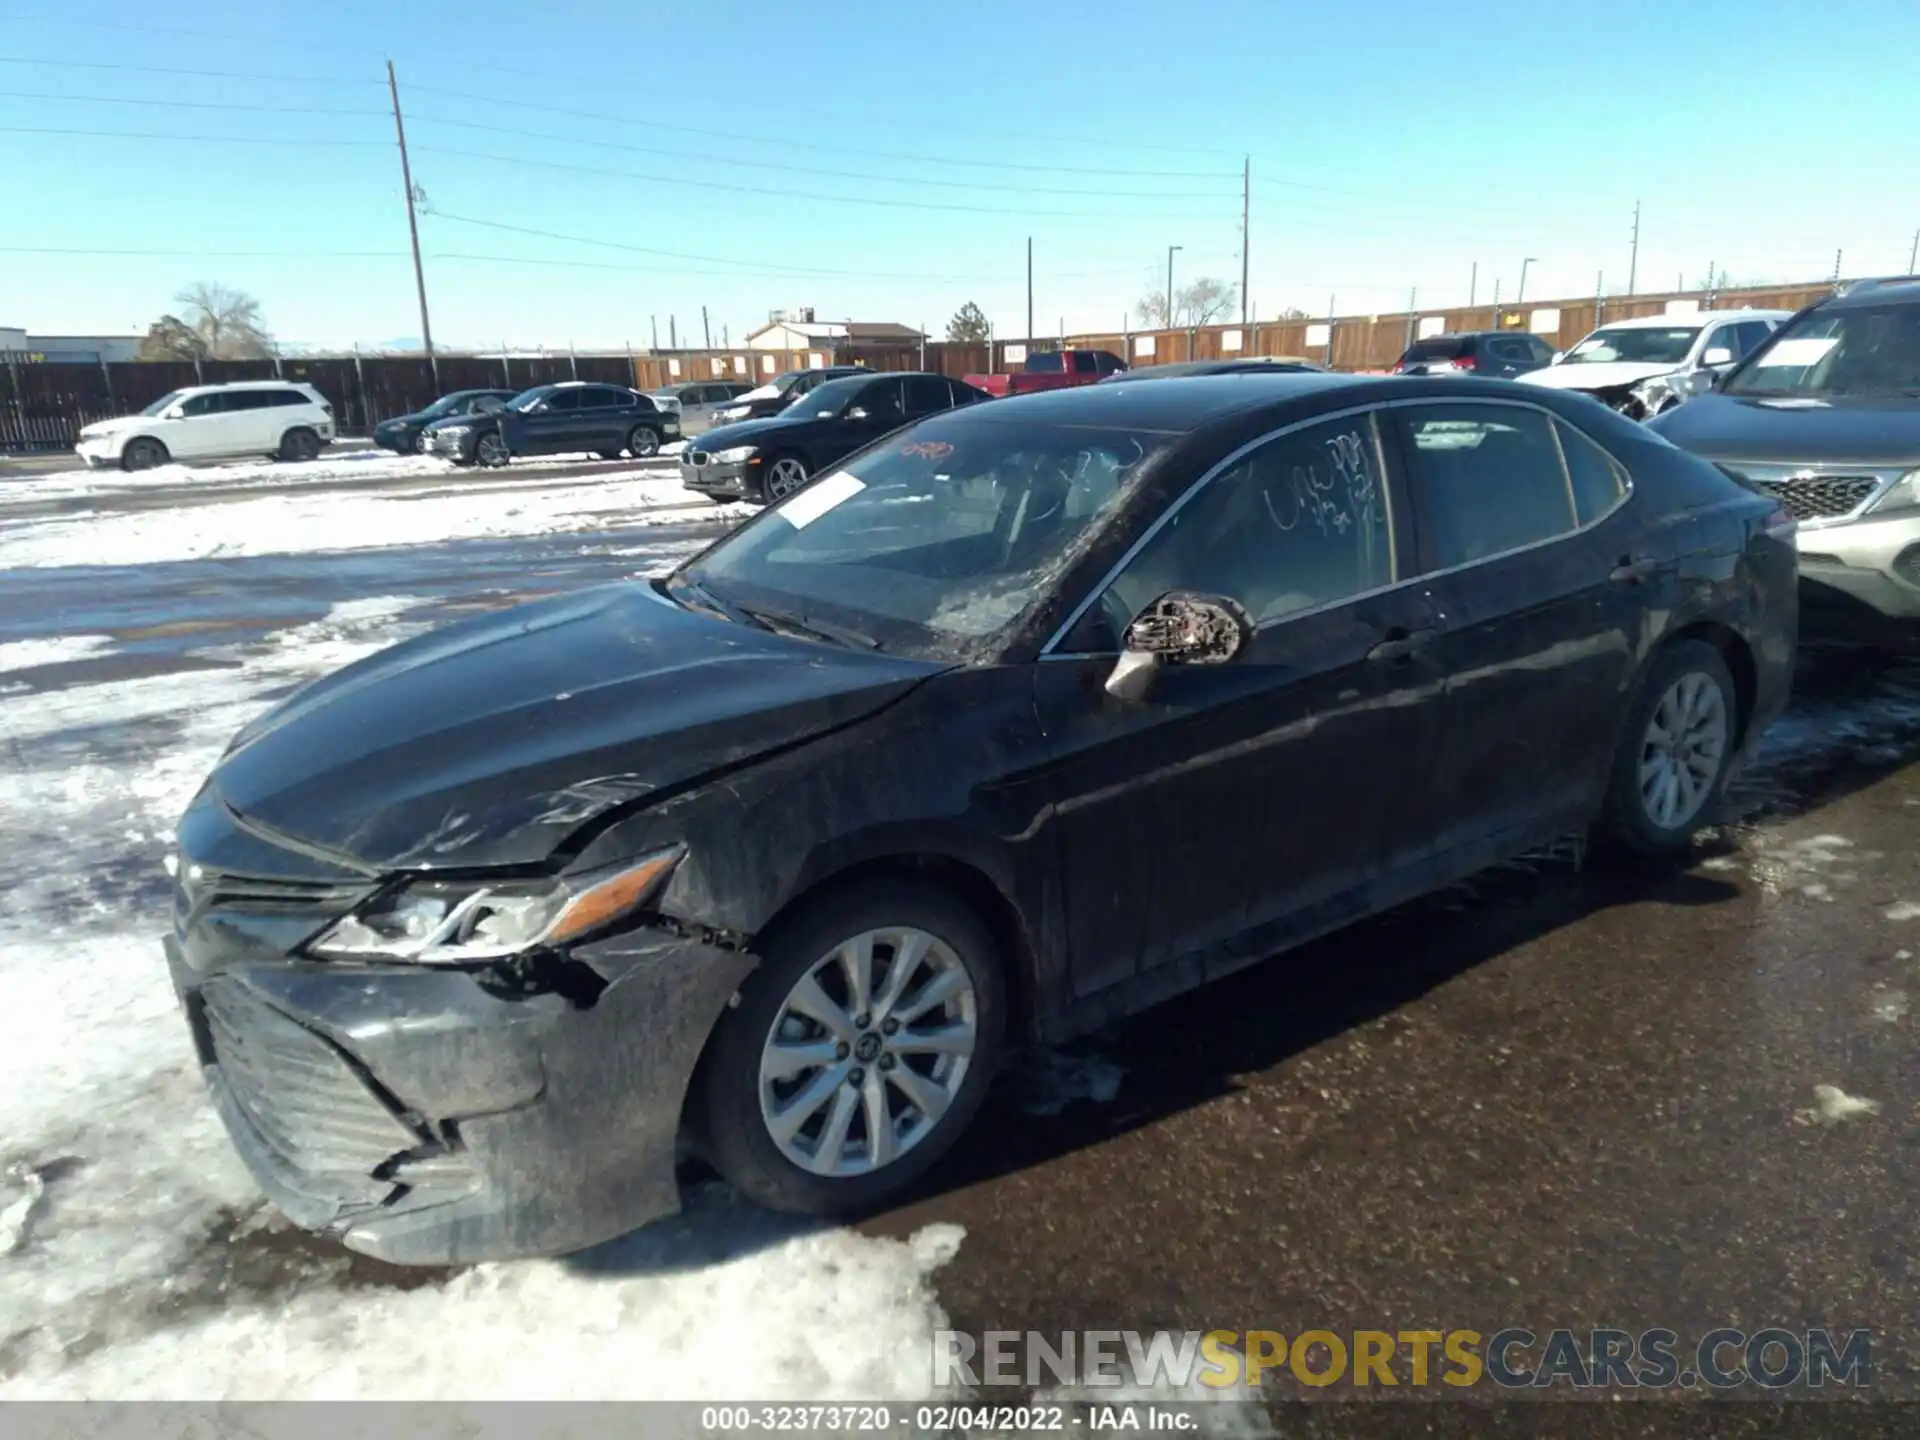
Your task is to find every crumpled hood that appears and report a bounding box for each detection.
[211,582,946,869]
[1519,360,1674,392]
[1648,392,1920,467]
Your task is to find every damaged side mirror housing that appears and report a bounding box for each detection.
[1104,591,1253,702]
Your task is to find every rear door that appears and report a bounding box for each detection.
[1388,398,1646,857]
[1035,408,1448,998]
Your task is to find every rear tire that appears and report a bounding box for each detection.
[627,425,660,458]
[700,880,1006,1217]
[121,437,168,471]
[1600,639,1738,858]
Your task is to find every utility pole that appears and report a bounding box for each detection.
[1026,236,1033,344]
[1404,286,1417,349]
[670,315,678,348]
[1469,261,1477,308]
[386,61,436,379]
[1705,261,1717,308]
[701,306,711,349]
[1627,199,1641,298]
[1492,277,1502,330]
[1832,249,1844,282]
[1594,270,1605,327]
[1518,257,1536,305]
[1909,227,1919,274]
[1166,245,1182,329]
[1240,156,1250,325]
[650,314,658,349]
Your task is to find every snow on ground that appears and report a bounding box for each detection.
[0,634,117,674]
[4,445,688,502]
[0,472,755,569]
[0,596,971,1404]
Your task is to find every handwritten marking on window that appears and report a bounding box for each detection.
[1260,428,1378,538]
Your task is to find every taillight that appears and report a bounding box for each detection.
[1391,362,1407,373]
[1452,353,1477,371]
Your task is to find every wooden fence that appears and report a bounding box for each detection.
[0,280,1842,451]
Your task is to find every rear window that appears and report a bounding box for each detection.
[1402,337,1471,361]
[1025,352,1065,373]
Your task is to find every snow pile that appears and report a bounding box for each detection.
[0,597,970,1401]
[0,473,753,569]
[0,635,117,674]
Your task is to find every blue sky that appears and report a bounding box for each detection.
[1,0,1915,351]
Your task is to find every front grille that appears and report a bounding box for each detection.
[201,978,423,1177]
[171,866,367,936]
[688,450,709,466]
[1719,466,1884,521]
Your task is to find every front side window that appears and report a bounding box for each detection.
[856,378,906,421]
[178,393,222,417]
[542,389,583,413]
[1560,326,1700,366]
[675,414,1175,659]
[1082,413,1396,648]
[1400,405,1576,568]
[1725,303,1920,399]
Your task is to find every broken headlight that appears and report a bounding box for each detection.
[306,847,683,965]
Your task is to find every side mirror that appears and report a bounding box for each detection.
[163,405,186,420]
[1550,351,1565,365]
[1701,346,1734,367]
[845,406,872,421]
[1104,591,1253,702]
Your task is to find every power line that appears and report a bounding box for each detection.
[0,88,388,116]
[0,54,383,84]
[0,245,404,257]
[404,111,1234,199]
[0,123,388,146]
[410,143,1239,219]
[405,83,1237,180]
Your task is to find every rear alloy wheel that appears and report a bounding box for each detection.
[701,882,1005,1215]
[278,428,321,463]
[764,455,809,501]
[627,425,660,458]
[413,429,430,454]
[475,430,511,468]
[121,437,168,471]
[1602,639,1737,857]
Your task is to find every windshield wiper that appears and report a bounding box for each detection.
[735,603,883,651]
[665,574,740,623]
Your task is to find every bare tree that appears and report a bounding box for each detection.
[172,281,275,359]
[945,301,991,344]
[1134,275,1239,328]
[137,314,206,362]
[1276,306,1310,321]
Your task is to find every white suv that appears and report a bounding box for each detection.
[74,381,336,471]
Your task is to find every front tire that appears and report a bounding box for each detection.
[700,880,1006,1217]
[277,427,322,463]
[474,430,510,468]
[762,454,810,502]
[121,437,168,471]
[1601,639,1738,857]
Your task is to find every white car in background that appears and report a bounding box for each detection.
[648,381,754,436]
[74,381,336,471]
[1520,309,1791,418]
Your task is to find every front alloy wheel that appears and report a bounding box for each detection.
[764,456,809,501]
[475,431,510,468]
[759,928,978,1177]
[700,881,1005,1215]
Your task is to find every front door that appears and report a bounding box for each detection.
[1388,399,1647,856]
[166,391,228,459]
[1034,409,1450,1000]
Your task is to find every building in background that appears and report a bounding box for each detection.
[744,310,925,357]
[25,333,145,363]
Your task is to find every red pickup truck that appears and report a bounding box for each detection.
[963,348,1128,397]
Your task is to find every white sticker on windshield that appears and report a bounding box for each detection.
[1758,336,1839,368]
[779,469,865,529]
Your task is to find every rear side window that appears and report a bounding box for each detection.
[1072,352,1098,375]
[903,375,952,415]
[1555,421,1630,525]
[1025,352,1064,373]
[1399,404,1577,568]
[1401,337,1470,362]
[1487,338,1534,363]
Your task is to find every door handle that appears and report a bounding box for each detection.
[1366,627,1435,663]
[1610,556,1662,584]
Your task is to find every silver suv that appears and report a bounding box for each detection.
[1649,278,1920,636]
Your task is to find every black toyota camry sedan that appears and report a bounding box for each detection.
[166,374,1797,1263]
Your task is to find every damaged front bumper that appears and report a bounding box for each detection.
[166,924,754,1265]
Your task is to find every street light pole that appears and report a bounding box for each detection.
[1518,257,1538,305]
[1166,245,1183,329]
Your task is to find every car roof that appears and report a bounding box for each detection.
[1827,276,1920,308]
[938,371,1381,430]
[181,379,315,392]
[1592,310,1791,330]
